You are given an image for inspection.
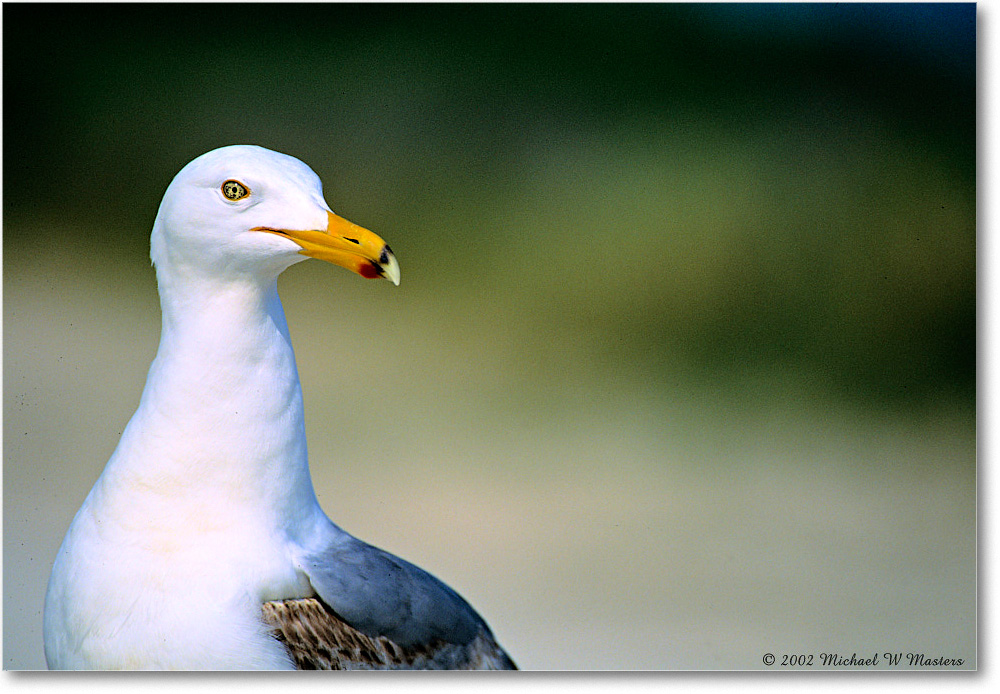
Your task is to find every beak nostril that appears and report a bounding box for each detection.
[344,238,360,245]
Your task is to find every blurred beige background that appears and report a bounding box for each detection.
[4,4,976,670]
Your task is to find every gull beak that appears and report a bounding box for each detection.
[253,211,400,285]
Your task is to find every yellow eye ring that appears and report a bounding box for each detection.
[222,179,250,201]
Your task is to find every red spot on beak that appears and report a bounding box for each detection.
[358,263,381,279]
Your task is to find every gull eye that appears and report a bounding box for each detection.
[222,179,250,201]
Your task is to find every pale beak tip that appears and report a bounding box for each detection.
[380,245,401,286]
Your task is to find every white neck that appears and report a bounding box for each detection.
[95,264,321,541]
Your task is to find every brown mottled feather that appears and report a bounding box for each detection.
[261,598,517,670]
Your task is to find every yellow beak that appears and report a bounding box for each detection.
[253,211,400,285]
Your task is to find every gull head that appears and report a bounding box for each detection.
[150,145,400,286]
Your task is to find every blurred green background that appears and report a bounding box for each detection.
[3,3,975,670]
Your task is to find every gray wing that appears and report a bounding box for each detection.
[297,528,514,667]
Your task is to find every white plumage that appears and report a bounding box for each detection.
[43,145,513,670]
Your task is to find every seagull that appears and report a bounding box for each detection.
[42,145,516,670]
